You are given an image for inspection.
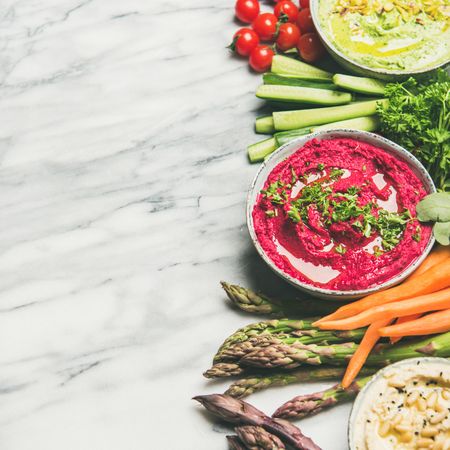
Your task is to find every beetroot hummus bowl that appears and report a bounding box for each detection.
[247,130,436,300]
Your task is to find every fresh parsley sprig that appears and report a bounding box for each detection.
[378,70,450,191]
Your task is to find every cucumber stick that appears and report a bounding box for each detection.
[271,55,333,82]
[255,116,275,134]
[274,127,311,147]
[333,74,386,96]
[273,99,388,131]
[311,116,380,133]
[263,73,339,90]
[256,85,353,106]
[247,137,277,163]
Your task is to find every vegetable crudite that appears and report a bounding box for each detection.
[193,394,321,450]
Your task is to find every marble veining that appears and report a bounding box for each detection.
[0,1,348,448]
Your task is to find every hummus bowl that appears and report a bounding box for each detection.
[247,130,435,300]
[310,0,450,80]
[348,357,450,450]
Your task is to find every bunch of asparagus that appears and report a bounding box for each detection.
[207,283,450,418]
[194,282,450,450]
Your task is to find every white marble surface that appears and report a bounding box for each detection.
[0,1,349,448]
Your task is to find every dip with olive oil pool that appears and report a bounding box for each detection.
[318,0,450,71]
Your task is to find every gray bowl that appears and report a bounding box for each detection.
[310,0,450,80]
[348,357,450,450]
[246,130,435,300]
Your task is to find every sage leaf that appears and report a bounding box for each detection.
[433,222,450,246]
[416,193,450,222]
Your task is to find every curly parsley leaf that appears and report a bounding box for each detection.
[378,70,450,191]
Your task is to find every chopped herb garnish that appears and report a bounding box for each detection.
[262,169,412,252]
[335,244,347,255]
[373,246,384,257]
[290,166,298,184]
[412,225,422,242]
[329,168,345,180]
[317,163,325,171]
[287,205,301,223]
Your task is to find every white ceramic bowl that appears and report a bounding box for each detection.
[310,0,450,80]
[246,130,436,300]
[348,357,450,450]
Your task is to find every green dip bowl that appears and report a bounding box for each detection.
[310,0,450,80]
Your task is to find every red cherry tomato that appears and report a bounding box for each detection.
[249,45,275,72]
[299,0,310,8]
[252,13,278,41]
[274,0,299,22]
[276,23,301,51]
[297,8,315,33]
[235,0,260,23]
[297,32,326,62]
[230,28,260,56]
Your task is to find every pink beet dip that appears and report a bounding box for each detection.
[252,138,432,291]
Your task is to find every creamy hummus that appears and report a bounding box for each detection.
[353,359,450,450]
[252,138,432,291]
[318,0,450,71]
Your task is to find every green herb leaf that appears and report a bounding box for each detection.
[416,192,450,222]
[335,244,347,254]
[378,70,450,191]
[433,222,450,245]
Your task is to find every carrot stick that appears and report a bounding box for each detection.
[342,318,392,389]
[318,287,450,330]
[407,245,450,281]
[313,258,450,325]
[379,309,450,337]
[390,314,422,344]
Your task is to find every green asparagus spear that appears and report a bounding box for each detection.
[204,363,246,378]
[240,332,450,370]
[216,329,366,364]
[272,377,371,419]
[221,282,343,317]
[236,425,286,449]
[225,367,376,398]
[241,341,358,369]
[213,318,319,364]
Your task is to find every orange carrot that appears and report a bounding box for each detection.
[379,309,450,337]
[313,259,450,326]
[342,318,392,389]
[407,245,450,281]
[318,287,450,330]
[389,314,422,344]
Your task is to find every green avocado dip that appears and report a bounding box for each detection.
[318,0,450,71]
